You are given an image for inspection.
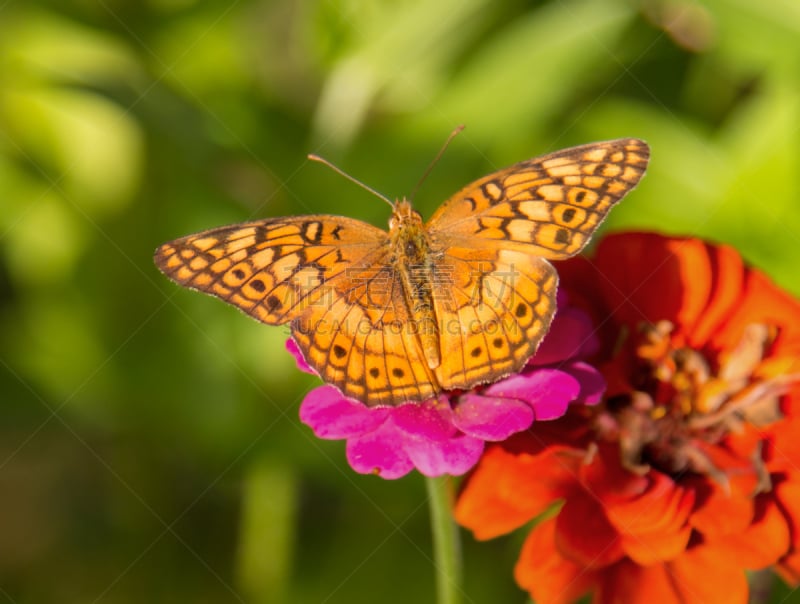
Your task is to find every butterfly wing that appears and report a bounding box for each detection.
[426,138,650,259]
[155,216,438,406]
[429,246,558,390]
[424,139,648,389]
[290,261,440,406]
[155,216,389,323]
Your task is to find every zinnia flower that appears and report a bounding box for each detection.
[455,232,800,603]
[291,294,605,479]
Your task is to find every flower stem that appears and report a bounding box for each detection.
[425,475,463,604]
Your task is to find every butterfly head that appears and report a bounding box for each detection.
[389,199,423,231]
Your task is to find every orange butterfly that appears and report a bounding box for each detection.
[155,138,649,406]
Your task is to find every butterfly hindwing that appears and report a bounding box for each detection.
[291,278,439,406]
[429,246,558,390]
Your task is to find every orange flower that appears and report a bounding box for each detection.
[455,232,800,604]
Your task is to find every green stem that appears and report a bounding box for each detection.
[425,475,463,604]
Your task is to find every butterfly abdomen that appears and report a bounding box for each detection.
[391,204,442,371]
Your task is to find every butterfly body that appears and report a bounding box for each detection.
[156,138,650,406]
[389,200,441,370]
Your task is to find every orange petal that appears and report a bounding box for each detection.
[555,492,624,568]
[774,475,800,551]
[723,422,764,460]
[598,543,749,604]
[711,269,800,356]
[667,543,748,604]
[766,418,800,473]
[685,441,764,538]
[591,233,713,340]
[619,525,692,567]
[776,480,800,584]
[596,558,683,604]
[579,443,649,499]
[515,517,598,604]
[455,443,580,540]
[605,471,694,564]
[685,475,754,539]
[688,241,745,348]
[455,446,540,539]
[713,493,790,569]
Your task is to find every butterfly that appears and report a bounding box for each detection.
[155,138,649,406]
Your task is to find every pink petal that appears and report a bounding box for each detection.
[402,433,485,477]
[453,393,534,440]
[286,339,315,375]
[565,360,606,405]
[346,422,415,479]
[391,397,457,441]
[532,307,599,365]
[484,369,581,420]
[299,385,390,439]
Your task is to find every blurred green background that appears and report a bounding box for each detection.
[1,0,799,602]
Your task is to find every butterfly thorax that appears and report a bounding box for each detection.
[389,199,442,371]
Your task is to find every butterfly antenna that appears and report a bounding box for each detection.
[307,154,395,209]
[409,124,465,203]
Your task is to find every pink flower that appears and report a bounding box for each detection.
[290,295,605,479]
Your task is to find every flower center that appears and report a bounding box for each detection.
[594,320,788,488]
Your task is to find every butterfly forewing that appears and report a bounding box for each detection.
[426,138,649,259]
[155,216,387,324]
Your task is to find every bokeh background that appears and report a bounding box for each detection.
[1,0,799,602]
